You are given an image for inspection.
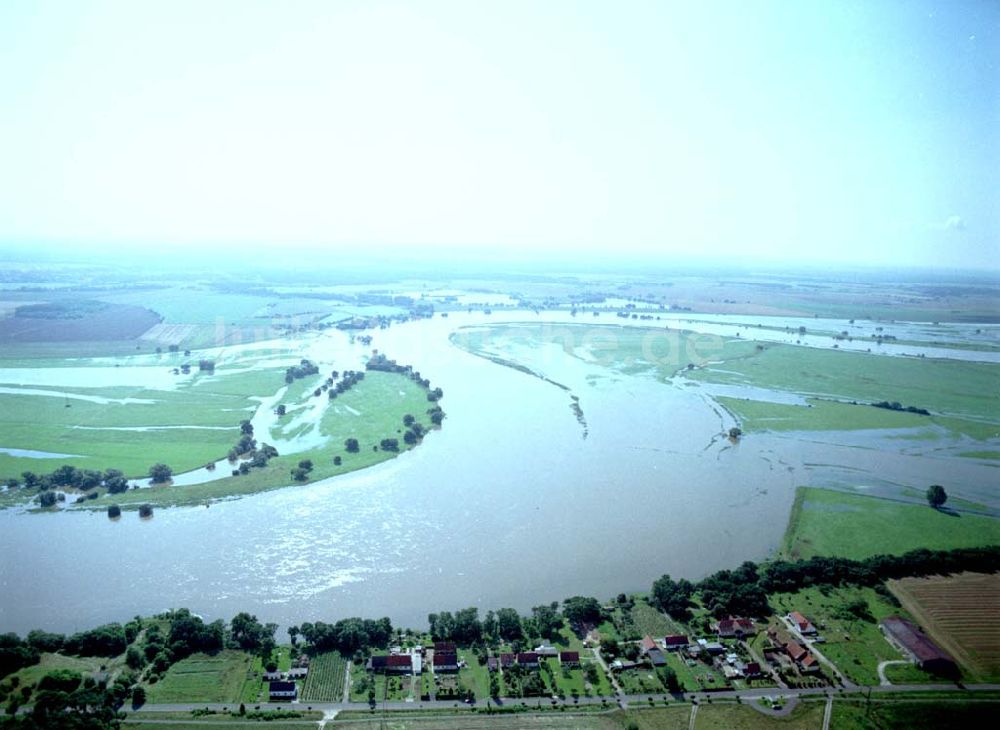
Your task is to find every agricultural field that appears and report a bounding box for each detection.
[829,699,1000,730]
[888,572,1000,682]
[0,300,161,342]
[769,586,911,686]
[143,651,251,704]
[781,487,1000,561]
[300,651,349,702]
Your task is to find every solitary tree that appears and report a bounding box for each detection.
[345,438,360,453]
[926,484,948,508]
[149,463,173,484]
[728,427,743,440]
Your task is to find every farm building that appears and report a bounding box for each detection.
[640,635,667,666]
[696,639,726,655]
[386,654,413,674]
[880,616,958,675]
[433,641,457,653]
[268,681,297,700]
[287,667,308,679]
[433,653,459,672]
[559,651,580,667]
[517,652,540,668]
[263,670,283,681]
[487,656,498,672]
[612,658,642,671]
[534,644,559,657]
[663,634,689,650]
[500,653,516,669]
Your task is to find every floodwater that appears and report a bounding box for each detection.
[0,311,997,635]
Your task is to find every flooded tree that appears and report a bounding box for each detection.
[926,484,948,509]
[148,463,173,484]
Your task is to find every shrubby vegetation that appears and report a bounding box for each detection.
[12,466,133,506]
[871,400,931,416]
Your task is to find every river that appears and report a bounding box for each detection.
[0,311,997,635]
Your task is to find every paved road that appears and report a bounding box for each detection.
[129,681,1000,717]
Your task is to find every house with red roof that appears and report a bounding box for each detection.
[433,653,458,673]
[517,652,540,669]
[715,617,756,638]
[559,651,580,667]
[788,611,817,635]
[663,635,690,650]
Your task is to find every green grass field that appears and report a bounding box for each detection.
[769,586,912,686]
[2,366,439,509]
[688,342,999,421]
[143,651,251,704]
[82,370,438,509]
[0,367,280,479]
[8,651,117,689]
[781,487,1000,561]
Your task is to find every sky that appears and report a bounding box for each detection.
[0,0,997,269]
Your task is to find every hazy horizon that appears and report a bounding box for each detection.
[1,0,997,269]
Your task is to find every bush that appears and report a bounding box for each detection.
[138,504,153,518]
[107,504,121,518]
[37,670,81,693]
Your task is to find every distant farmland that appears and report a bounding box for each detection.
[0,300,161,341]
[888,572,1000,681]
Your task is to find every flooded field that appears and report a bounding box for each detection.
[1,309,997,635]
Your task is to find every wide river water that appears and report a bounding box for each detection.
[0,311,997,635]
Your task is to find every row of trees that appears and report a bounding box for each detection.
[426,597,606,647]
[292,617,393,655]
[9,466,129,494]
[651,545,1000,620]
[327,370,365,399]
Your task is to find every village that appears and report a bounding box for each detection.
[258,602,959,707]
